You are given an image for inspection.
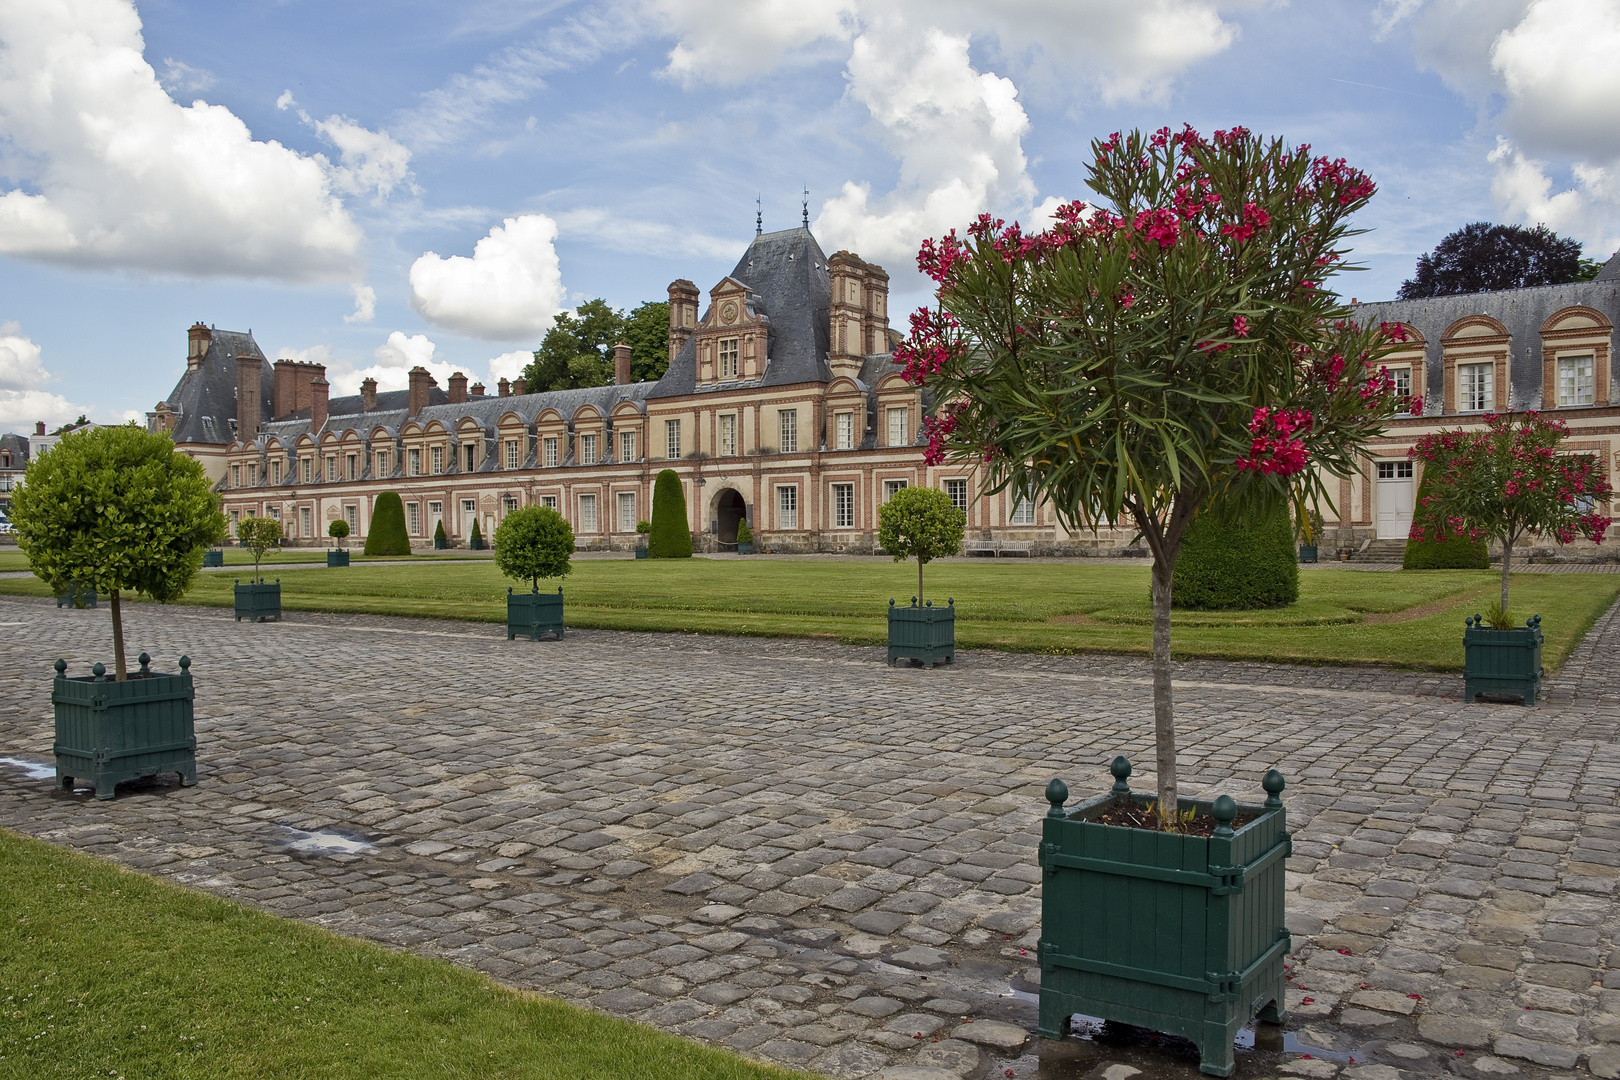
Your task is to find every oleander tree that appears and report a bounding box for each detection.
[898,124,1415,828]
[238,516,283,582]
[1409,411,1611,614]
[494,505,574,590]
[877,486,966,604]
[12,425,226,681]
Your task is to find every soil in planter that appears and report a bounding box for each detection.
[1082,798,1259,836]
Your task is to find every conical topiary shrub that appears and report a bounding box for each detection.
[433,519,447,549]
[470,518,484,549]
[364,492,412,556]
[648,469,692,558]
[1403,474,1489,569]
[1172,503,1299,610]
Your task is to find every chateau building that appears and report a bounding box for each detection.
[148,224,1620,558]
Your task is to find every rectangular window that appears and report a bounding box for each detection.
[430,446,443,475]
[408,448,421,476]
[1391,367,1411,404]
[428,501,443,537]
[833,483,855,528]
[540,495,558,510]
[273,460,283,484]
[301,458,312,484]
[502,495,518,514]
[247,464,256,486]
[1558,354,1595,407]
[346,453,358,480]
[230,509,239,530]
[504,440,519,469]
[1376,460,1415,480]
[619,429,636,462]
[618,491,637,532]
[267,505,279,521]
[945,478,968,512]
[345,504,357,532]
[666,419,681,459]
[778,485,798,530]
[543,437,558,468]
[578,493,598,532]
[779,409,798,453]
[407,502,420,534]
[886,407,908,447]
[325,455,337,482]
[231,464,240,488]
[719,414,736,456]
[883,479,908,503]
[299,506,312,537]
[580,433,598,465]
[463,444,476,472]
[1459,362,1493,412]
[371,453,384,479]
[1011,496,1035,525]
[719,337,739,379]
[836,411,854,450]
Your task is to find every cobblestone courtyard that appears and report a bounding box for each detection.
[1,592,1617,1080]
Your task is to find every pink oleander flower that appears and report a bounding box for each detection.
[1232,315,1250,337]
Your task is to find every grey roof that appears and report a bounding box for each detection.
[0,432,27,465]
[1354,278,1620,412]
[165,329,272,445]
[651,226,834,398]
[1595,250,1620,282]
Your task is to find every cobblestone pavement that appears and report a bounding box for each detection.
[0,593,1616,1080]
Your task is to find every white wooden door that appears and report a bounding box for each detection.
[1375,460,1414,539]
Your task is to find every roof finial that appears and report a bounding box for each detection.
[802,184,809,228]
[756,194,762,236]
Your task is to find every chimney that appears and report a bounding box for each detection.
[408,366,436,418]
[35,421,45,436]
[613,342,632,385]
[512,378,526,397]
[448,372,468,404]
[273,359,297,418]
[291,361,325,414]
[667,280,700,364]
[360,377,377,412]
[310,376,329,433]
[470,382,486,397]
[236,355,263,443]
[498,378,510,398]
[187,322,212,372]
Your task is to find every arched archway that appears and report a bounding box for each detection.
[714,488,747,545]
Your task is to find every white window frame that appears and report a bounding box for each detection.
[540,495,558,510]
[578,493,598,533]
[1558,354,1595,407]
[370,453,383,480]
[301,458,312,484]
[325,455,337,482]
[346,453,358,480]
[719,413,737,457]
[618,491,637,532]
[300,506,312,537]
[883,479,908,502]
[1391,367,1411,409]
[666,419,681,459]
[1376,460,1415,480]
[719,337,739,379]
[407,502,420,534]
[543,437,559,468]
[1459,362,1494,412]
[580,433,598,465]
[428,501,443,536]
[1011,496,1035,525]
[231,464,240,488]
[777,485,798,530]
[836,411,855,450]
[430,446,443,475]
[407,448,421,477]
[504,440,519,469]
[345,504,357,532]
[502,495,518,515]
[945,478,968,512]
[463,443,476,472]
[833,482,855,529]
[619,429,636,462]
[780,409,798,454]
[886,407,908,447]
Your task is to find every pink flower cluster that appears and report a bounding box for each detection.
[1380,321,1410,343]
[920,404,964,467]
[1236,406,1313,476]
[917,230,967,284]
[1134,207,1182,250]
[894,308,959,386]
[1219,203,1271,243]
[1310,156,1376,205]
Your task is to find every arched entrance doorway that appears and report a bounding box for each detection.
[715,488,747,545]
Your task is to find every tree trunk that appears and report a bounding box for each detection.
[917,557,925,606]
[1149,553,1179,827]
[1499,529,1516,614]
[110,588,127,682]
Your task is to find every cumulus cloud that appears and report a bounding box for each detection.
[277,92,414,202]
[157,57,215,93]
[486,350,533,383]
[1491,0,1620,159]
[408,215,567,342]
[647,0,859,85]
[0,323,98,430]
[344,284,377,324]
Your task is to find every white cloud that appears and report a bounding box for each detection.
[278,92,414,202]
[408,215,567,341]
[344,284,377,324]
[648,0,858,86]
[551,207,741,260]
[486,350,533,382]
[1491,0,1620,159]
[157,57,215,93]
[0,321,50,392]
[0,322,100,430]
[0,0,363,279]
[1488,138,1620,257]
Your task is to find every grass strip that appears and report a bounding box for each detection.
[0,828,797,1080]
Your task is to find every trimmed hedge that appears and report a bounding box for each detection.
[364,492,412,556]
[649,469,692,558]
[1172,504,1299,610]
[1403,475,1490,569]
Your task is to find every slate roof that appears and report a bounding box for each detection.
[165,330,273,446]
[0,432,27,467]
[1353,277,1620,412]
[651,226,834,398]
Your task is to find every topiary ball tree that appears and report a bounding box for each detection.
[649,469,692,558]
[877,486,966,604]
[328,518,349,550]
[364,492,411,556]
[238,516,284,583]
[1172,504,1298,610]
[1402,473,1488,569]
[11,425,226,681]
[493,506,574,590]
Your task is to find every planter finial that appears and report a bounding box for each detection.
[54,659,66,675]
[138,653,150,674]
[92,663,106,681]
[1045,778,1068,818]
[179,656,191,671]
[1262,769,1285,810]
[1212,795,1237,837]
[1109,756,1132,798]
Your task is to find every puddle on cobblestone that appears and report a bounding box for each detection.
[0,756,55,780]
[277,826,376,855]
[1002,1012,1346,1080]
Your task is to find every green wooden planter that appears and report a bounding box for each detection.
[634,547,649,559]
[736,541,755,555]
[202,549,224,567]
[1038,758,1291,1077]
[887,597,955,668]
[1463,614,1542,705]
[234,579,282,622]
[52,653,197,800]
[470,537,485,550]
[55,583,97,609]
[327,549,350,567]
[1297,544,1317,563]
[508,586,564,641]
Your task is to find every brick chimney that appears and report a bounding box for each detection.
[273,359,297,418]
[360,377,377,412]
[512,378,526,397]
[613,342,632,385]
[667,280,699,364]
[408,366,436,418]
[236,355,263,443]
[35,421,45,436]
[470,382,485,397]
[187,322,212,372]
[310,376,329,433]
[290,361,325,414]
[498,378,510,398]
[448,372,468,404]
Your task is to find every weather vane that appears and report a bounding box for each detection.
[756,195,762,236]
[801,184,809,228]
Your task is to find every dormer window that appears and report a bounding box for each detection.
[719,338,739,379]
[430,446,443,474]
[463,444,477,472]
[580,433,598,465]
[1558,355,1595,406]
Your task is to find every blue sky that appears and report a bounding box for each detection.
[2,0,1616,431]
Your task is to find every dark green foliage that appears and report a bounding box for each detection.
[469,518,482,545]
[1403,476,1489,568]
[328,519,349,541]
[735,517,753,544]
[521,299,670,393]
[364,493,411,556]
[238,516,284,580]
[1398,222,1584,299]
[493,506,573,589]
[877,486,966,604]
[648,469,692,558]
[433,519,447,546]
[623,301,672,382]
[1172,505,1299,610]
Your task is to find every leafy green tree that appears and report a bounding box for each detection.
[901,124,1410,825]
[12,425,226,680]
[1398,222,1585,299]
[238,516,283,582]
[327,518,349,549]
[521,299,670,392]
[364,493,411,556]
[623,301,671,382]
[648,469,692,558]
[1402,473,1488,569]
[493,506,574,590]
[877,487,965,604]
[735,516,754,545]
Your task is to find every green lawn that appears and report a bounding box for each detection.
[2,556,1613,670]
[0,828,796,1080]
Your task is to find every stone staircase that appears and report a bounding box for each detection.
[1351,538,1407,562]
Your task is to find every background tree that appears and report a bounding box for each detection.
[1398,222,1585,299]
[327,518,349,549]
[1409,412,1611,613]
[493,506,574,590]
[522,299,670,392]
[648,469,692,558]
[1402,473,1488,569]
[364,493,411,556]
[1172,505,1298,610]
[238,516,283,582]
[12,425,226,681]
[901,125,1410,827]
[877,487,966,604]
